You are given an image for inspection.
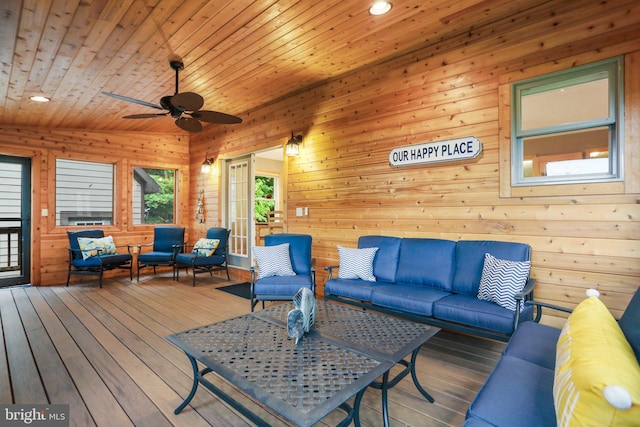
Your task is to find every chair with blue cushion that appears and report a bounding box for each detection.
[250,233,315,311]
[136,226,185,281]
[67,229,133,288]
[174,227,231,286]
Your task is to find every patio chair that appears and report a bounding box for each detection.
[137,226,185,281]
[250,233,315,311]
[174,227,231,286]
[66,229,133,288]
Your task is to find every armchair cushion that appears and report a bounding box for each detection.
[477,253,530,311]
[77,235,117,259]
[337,246,378,281]
[253,243,296,279]
[192,238,219,257]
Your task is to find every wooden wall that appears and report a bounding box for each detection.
[191,0,640,321]
[0,127,189,286]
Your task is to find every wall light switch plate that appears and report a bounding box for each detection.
[41,208,48,217]
[296,207,303,216]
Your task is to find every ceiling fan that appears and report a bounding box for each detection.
[103,60,242,133]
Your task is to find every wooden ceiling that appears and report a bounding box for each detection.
[1,0,551,134]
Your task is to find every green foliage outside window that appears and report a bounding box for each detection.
[145,169,175,223]
[255,176,275,223]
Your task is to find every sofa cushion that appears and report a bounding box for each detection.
[395,238,456,290]
[477,253,530,311]
[433,294,533,335]
[370,284,450,317]
[503,321,561,370]
[337,246,378,281]
[452,240,531,295]
[554,295,640,426]
[466,355,556,427]
[253,274,313,296]
[324,278,387,302]
[253,243,296,279]
[618,287,640,360]
[358,235,401,283]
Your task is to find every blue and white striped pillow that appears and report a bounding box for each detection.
[477,253,530,311]
[253,243,296,279]
[337,246,378,282]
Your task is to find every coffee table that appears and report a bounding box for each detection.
[167,301,439,427]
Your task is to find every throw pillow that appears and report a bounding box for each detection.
[253,243,296,279]
[192,238,220,257]
[553,295,640,426]
[477,253,530,311]
[337,246,378,281]
[77,236,117,260]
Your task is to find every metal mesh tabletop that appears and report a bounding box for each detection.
[167,301,439,427]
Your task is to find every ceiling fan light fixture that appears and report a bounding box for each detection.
[369,1,392,15]
[286,132,303,156]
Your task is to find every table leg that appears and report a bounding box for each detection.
[174,354,202,414]
[410,347,434,403]
[381,371,390,427]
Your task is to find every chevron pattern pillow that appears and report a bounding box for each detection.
[253,243,296,279]
[337,246,378,282]
[477,253,530,311]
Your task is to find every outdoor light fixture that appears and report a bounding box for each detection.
[369,1,392,15]
[201,155,215,174]
[286,132,303,156]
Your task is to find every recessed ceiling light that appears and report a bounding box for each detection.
[369,1,392,15]
[29,95,50,102]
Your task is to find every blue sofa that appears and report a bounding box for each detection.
[464,288,640,426]
[324,235,535,341]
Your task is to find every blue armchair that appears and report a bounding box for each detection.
[174,227,231,286]
[137,226,185,281]
[250,233,315,311]
[67,229,133,288]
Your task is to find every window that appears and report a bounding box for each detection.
[255,175,278,223]
[56,159,115,226]
[132,167,176,224]
[512,57,623,186]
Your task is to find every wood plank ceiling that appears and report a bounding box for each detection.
[1,0,551,134]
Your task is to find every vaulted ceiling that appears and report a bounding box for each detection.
[1,0,552,134]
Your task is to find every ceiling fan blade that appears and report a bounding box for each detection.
[123,113,168,119]
[171,92,204,111]
[175,117,203,133]
[102,92,164,110]
[190,110,243,124]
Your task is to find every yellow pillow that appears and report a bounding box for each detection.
[554,295,640,427]
[192,238,219,257]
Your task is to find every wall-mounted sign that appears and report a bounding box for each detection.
[388,136,482,167]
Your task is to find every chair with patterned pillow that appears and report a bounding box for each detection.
[67,229,133,288]
[136,226,185,281]
[250,233,315,311]
[174,227,231,286]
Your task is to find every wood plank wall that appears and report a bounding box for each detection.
[191,0,640,321]
[0,127,190,286]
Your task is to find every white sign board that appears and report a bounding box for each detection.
[389,136,482,167]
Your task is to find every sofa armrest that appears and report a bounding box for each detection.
[324,265,339,280]
[526,299,573,323]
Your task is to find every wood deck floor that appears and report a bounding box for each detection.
[0,273,505,427]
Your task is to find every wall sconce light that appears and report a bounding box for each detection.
[286,132,303,156]
[201,155,215,174]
